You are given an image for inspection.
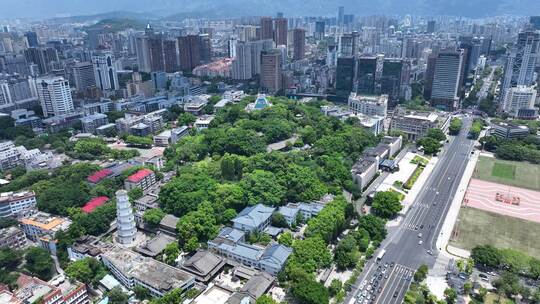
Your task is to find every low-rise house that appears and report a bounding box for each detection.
[101,246,195,297]
[208,227,292,275]
[181,250,225,283]
[159,214,180,236]
[226,271,274,304]
[194,115,215,130]
[136,233,176,258]
[67,235,114,261]
[0,226,27,250]
[153,126,189,147]
[232,204,275,233]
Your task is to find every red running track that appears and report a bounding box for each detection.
[463,178,540,223]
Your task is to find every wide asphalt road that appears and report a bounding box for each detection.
[347,116,476,304]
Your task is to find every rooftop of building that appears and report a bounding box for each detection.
[181,250,225,277]
[136,233,176,257]
[81,196,109,213]
[0,226,24,237]
[0,190,35,203]
[232,204,275,229]
[492,121,530,130]
[159,214,179,230]
[403,112,439,122]
[70,235,112,257]
[126,168,154,183]
[277,205,298,218]
[351,157,378,173]
[239,271,274,300]
[20,212,71,231]
[102,247,194,292]
[349,93,388,104]
[87,169,113,184]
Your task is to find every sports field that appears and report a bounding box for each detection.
[473,156,540,191]
[449,207,540,259]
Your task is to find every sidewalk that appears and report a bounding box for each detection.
[435,148,480,255]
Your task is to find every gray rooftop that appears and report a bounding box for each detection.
[159,214,179,230]
[232,204,274,229]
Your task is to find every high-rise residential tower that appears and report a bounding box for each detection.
[72,62,96,92]
[292,28,306,60]
[260,50,282,93]
[274,18,288,46]
[35,76,74,117]
[261,17,274,40]
[178,35,201,72]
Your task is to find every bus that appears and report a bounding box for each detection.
[376,249,386,261]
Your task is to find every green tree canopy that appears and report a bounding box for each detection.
[143,208,166,227]
[371,191,402,219]
[25,247,54,281]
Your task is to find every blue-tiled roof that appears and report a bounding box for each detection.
[232,204,275,229]
[278,206,298,218]
[298,203,325,215]
[260,244,292,268]
[216,227,245,243]
[219,242,264,260]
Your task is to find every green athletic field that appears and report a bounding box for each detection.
[449,207,540,259]
[473,156,540,191]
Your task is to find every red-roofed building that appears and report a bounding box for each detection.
[86,169,113,184]
[124,168,156,191]
[81,196,109,213]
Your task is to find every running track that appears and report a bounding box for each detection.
[463,178,540,223]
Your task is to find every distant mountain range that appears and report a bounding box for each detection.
[2,0,540,20]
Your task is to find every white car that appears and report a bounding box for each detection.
[418,240,423,245]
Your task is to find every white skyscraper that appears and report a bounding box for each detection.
[502,85,537,116]
[93,51,119,91]
[35,76,74,117]
[115,190,136,245]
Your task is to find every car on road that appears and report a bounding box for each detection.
[390,262,395,267]
[418,240,423,245]
[393,291,399,298]
[427,249,433,255]
[418,233,422,238]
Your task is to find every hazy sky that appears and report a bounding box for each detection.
[1,0,539,20]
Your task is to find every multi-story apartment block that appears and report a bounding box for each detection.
[0,190,37,218]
